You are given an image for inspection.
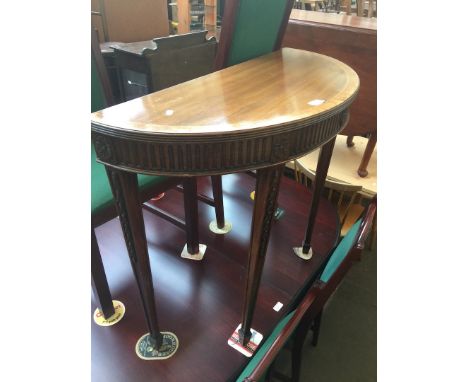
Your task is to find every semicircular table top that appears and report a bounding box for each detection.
[91,47,359,176]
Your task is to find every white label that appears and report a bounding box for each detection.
[273,302,283,312]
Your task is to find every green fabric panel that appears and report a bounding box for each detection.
[227,0,288,66]
[320,218,363,283]
[91,57,107,113]
[236,310,295,382]
[91,145,168,215]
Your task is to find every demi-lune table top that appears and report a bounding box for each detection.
[91,48,359,176]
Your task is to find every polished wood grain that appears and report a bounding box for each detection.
[92,48,358,136]
[92,173,340,381]
[91,48,359,176]
[91,48,358,354]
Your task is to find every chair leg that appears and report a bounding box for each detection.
[265,362,274,382]
[311,309,323,347]
[346,135,355,147]
[357,132,377,178]
[91,227,115,319]
[291,336,305,382]
[211,175,225,229]
[183,178,200,255]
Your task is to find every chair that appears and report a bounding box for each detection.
[236,197,377,382]
[214,0,295,69]
[294,158,365,237]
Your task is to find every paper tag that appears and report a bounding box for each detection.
[135,332,179,360]
[93,300,125,326]
[273,302,283,312]
[227,324,263,357]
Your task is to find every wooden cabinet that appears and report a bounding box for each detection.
[111,31,217,102]
[283,10,377,177]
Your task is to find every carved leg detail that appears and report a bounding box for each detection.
[91,227,115,319]
[357,133,377,178]
[105,167,163,348]
[301,137,336,255]
[239,164,285,345]
[346,135,355,147]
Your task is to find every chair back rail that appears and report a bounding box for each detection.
[242,197,376,381]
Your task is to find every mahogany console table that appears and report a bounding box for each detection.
[91,47,359,358]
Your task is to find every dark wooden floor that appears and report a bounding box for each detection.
[92,172,339,382]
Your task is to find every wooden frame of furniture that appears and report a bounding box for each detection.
[91,48,359,352]
[112,31,217,101]
[284,9,377,177]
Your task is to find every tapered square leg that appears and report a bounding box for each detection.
[91,227,115,319]
[105,167,164,349]
[182,178,208,260]
[209,175,232,234]
[299,137,336,258]
[238,164,285,346]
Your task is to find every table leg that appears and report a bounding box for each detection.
[105,167,163,349]
[211,175,225,229]
[91,227,115,319]
[357,132,377,178]
[239,163,285,345]
[183,178,200,254]
[301,137,336,255]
